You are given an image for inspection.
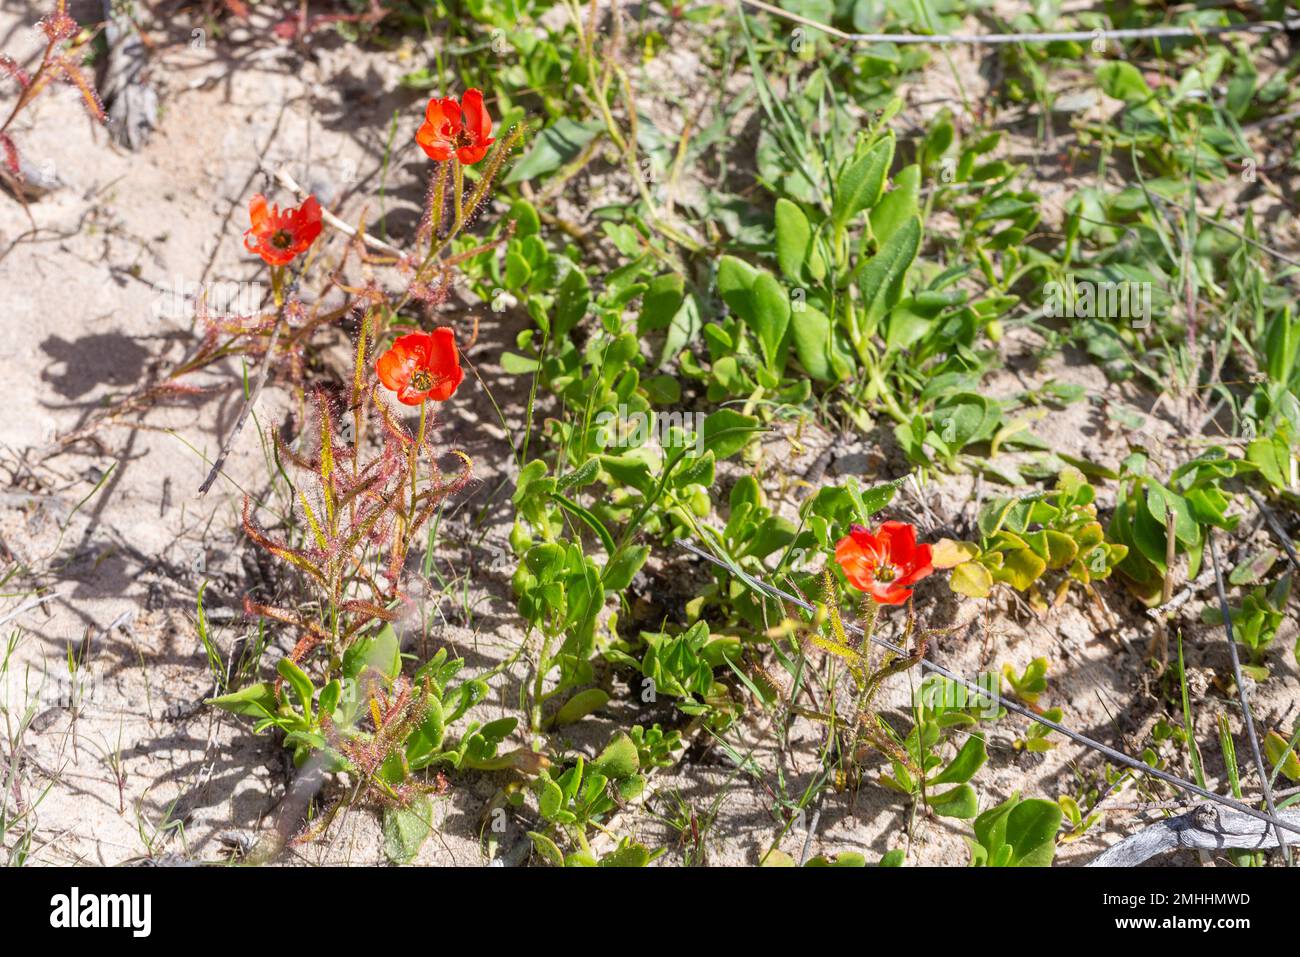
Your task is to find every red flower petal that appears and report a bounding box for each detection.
[376,346,411,392]
[879,520,917,567]
[835,520,932,604]
[248,194,269,230]
[868,583,912,605]
[416,123,454,161]
[461,89,489,139]
[244,193,322,266]
[375,329,464,405]
[834,535,875,593]
[456,142,490,165]
[894,543,934,588]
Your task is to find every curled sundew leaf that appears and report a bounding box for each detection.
[0,54,32,90]
[823,569,850,647]
[410,450,474,532]
[350,308,374,410]
[297,489,329,552]
[341,483,405,561]
[273,426,319,472]
[340,599,398,622]
[242,497,329,588]
[39,4,79,43]
[243,598,330,645]
[443,230,514,270]
[0,132,20,182]
[316,391,337,525]
[54,54,106,124]
[807,569,868,684]
[373,384,415,447]
[334,467,388,515]
[460,124,526,223]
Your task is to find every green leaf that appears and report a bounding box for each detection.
[643,373,681,405]
[382,794,434,864]
[1003,797,1063,866]
[973,792,1062,866]
[538,779,565,820]
[749,271,792,370]
[702,409,762,459]
[504,251,531,290]
[552,688,610,727]
[342,624,401,681]
[932,538,978,569]
[929,784,978,819]
[206,682,277,719]
[1230,549,1278,586]
[599,840,654,867]
[501,352,540,374]
[603,545,649,592]
[832,133,894,235]
[855,215,920,336]
[716,255,759,320]
[1247,436,1291,490]
[805,851,868,867]
[504,118,603,185]
[743,515,798,560]
[1043,530,1078,569]
[638,274,686,334]
[1264,731,1300,783]
[1145,483,1199,546]
[998,548,1047,591]
[1263,309,1297,385]
[553,492,616,557]
[1096,61,1152,104]
[774,198,811,282]
[553,266,590,339]
[277,658,314,717]
[527,830,565,867]
[318,679,341,718]
[869,164,920,242]
[950,561,993,598]
[928,734,988,786]
[599,454,654,494]
[593,732,641,780]
[930,393,996,454]
[789,304,835,382]
[509,198,540,237]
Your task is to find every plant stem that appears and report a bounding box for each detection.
[409,400,428,526]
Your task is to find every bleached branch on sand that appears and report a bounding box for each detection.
[1089,805,1300,866]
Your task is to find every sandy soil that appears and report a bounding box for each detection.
[1,3,1296,867]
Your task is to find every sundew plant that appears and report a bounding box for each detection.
[0,0,1298,882]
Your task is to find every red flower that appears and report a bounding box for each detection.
[376,328,464,405]
[415,89,495,165]
[834,521,933,605]
[243,194,323,266]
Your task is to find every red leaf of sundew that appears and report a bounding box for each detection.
[0,55,31,90]
[0,133,22,181]
[55,55,106,124]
